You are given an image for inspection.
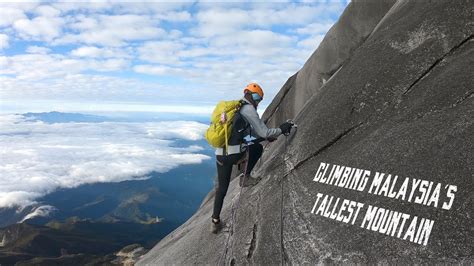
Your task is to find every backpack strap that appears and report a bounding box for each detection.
[237,100,250,133]
[224,100,247,155]
[224,119,229,155]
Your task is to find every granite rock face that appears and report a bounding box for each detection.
[138,0,473,264]
[263,0,397,128]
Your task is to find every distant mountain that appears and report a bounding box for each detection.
[0,156,215,264]
[22,111,109,123]
[0,220,172,265]
[20,111,211,124]
[24,157,214,224]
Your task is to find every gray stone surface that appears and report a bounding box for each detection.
[262,0,396,127]
[138,0,473,264]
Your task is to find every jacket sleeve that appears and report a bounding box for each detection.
[240,104,282,139]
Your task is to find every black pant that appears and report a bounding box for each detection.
[212,144,263,219]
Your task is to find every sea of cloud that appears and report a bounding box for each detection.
[0,114,211,210]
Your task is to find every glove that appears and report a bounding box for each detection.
[279,122,293,135]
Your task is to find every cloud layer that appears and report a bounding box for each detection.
[0,1,347,112]
[0,114,210,209]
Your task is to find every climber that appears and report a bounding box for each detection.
[211,83,294,233]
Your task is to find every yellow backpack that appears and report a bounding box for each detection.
[205,100,243,150]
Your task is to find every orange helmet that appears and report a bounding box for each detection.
[244,83,264,98]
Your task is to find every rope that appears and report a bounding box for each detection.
[280,124,297,265]
[256,141,271,170]
[280,135,288,265]
[218,186,243,265]
[224,121,228,156]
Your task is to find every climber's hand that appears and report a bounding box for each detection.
[279,122,293,135]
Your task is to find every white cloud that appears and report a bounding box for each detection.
[193,3,344,37]
[51,2,113,13]
[26,45,51,54]
[296,22,334,35]
[0,34,9,49]
[19,205,57,223]
[211,30,294,57]
[56,14,165,46]
[297,34,326,49]
[0,2,40,13]
[146,121,209,140]
[134,64,188,76]
[194,8,249,37]
[68,14,98,31]
[13,15,65,41]
[0,100,215,115]
[34,5,61,17]
[258,4,341,26]
[0,114,211,209]
[90,58,130,71]
[0,53,130,82]
[138,41,185,64]
[0,53,80,79]
[70,46,131,58]
[1,54,61,79]
[0,7,27,27]
[50,2,192,16]
[0,70,181,104]
[154,10,192,22]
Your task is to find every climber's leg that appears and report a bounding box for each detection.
[211,153,244,220]
[212,156,232,220]
[245,143,263,176]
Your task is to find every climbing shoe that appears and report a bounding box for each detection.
[239,173,261,187]
[211,218,223,234]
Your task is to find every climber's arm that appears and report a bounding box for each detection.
[240,105,282,139]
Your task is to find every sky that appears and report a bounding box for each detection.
[0,0,349,114]
[0,1,349,217]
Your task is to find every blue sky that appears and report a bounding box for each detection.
[0,0,349,114]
